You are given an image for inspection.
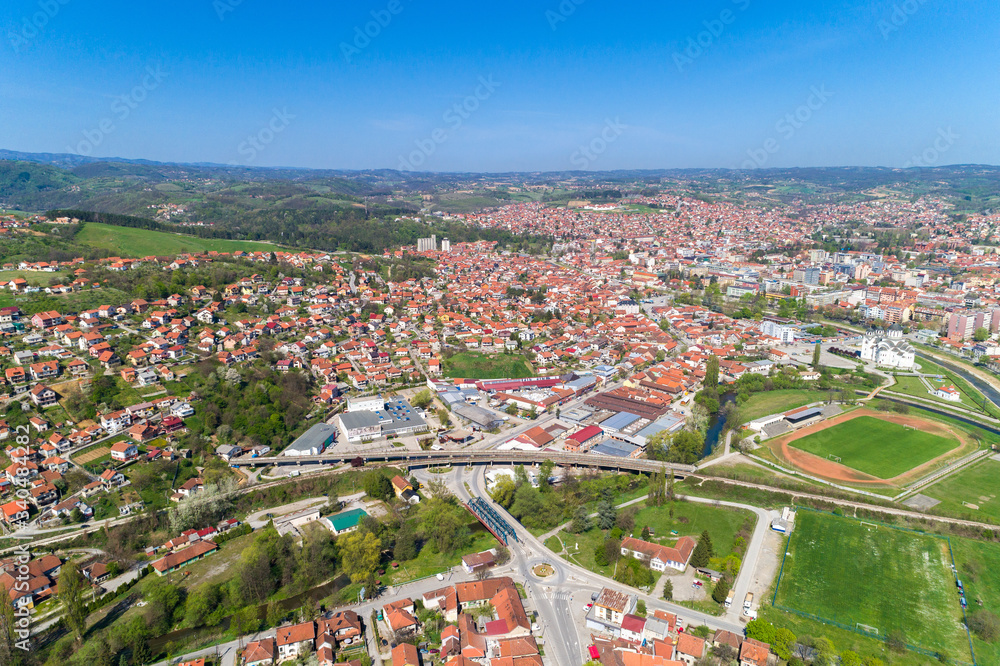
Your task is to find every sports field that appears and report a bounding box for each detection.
[787,414,957,479]
[774,510,972,661]
[924,458,1000,520]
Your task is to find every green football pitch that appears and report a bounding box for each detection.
[774,511,973,661]
[787,415,957,478]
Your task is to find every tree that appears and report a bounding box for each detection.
[411,389,433,409]
[340,531,382,591]
[704,355,719,389]
[635,599,646,617]
[594,541,610,567]
[968,609,999,642]
[663,579,673,600]
[0,596,27,666]
[714,644,737,663]
[570,506,591,534]
[514,465,529,488]
[437,408,451,427]
[537,460,555,492]
[773,627,796,661]
[58,561,88,641]
[131,635,152,666]
[646,430,670,461]
[266,599,285,627]
[647,469,663,506]
[689,530,713,568]
[615,506,636,534]
[745,619,777,644]
[184,583,221,628]
[393,522,420,561]
[812,342,822,368]
[640,525,651,540]
[420,496,471,554]
[490,475,516,508]
[973,327,990,342]
[168,477,237,532]
[596,499,617,530]
[711,577,731,604]
[363,473,393,501]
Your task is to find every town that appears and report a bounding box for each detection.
[0,175,998,666]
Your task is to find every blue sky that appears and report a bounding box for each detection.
[1,0,998,171]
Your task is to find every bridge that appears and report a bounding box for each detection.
[228,448,697,476]
[466,497,519,546]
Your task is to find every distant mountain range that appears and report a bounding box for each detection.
[1,148,998,244]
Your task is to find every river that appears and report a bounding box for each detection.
[915,351,1000,411]
[702,392,736,457]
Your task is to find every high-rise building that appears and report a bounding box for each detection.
[947,310,995,340]
[793,267,821,285]
[416,235,437,252]
[441,238,451,252]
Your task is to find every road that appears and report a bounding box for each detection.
[227,447,697,475]
[441,465,769,663]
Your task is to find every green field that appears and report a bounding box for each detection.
[75,222,286,257]
[950,536,1000,665]
[924,458,1000,521]
[740,389,821,422]
[788,415,957,479]
[443,351,533,379]
[0,269,73,285]
[890,373,986,413]
[774,511,972,661]
[0,285,132,315]
[912,356,1000,419]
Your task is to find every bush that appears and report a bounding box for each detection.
[886,629,907,653]
[967,609,999,642]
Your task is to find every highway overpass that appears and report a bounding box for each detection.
[227,448,697,475]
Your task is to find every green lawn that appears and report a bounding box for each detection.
[383,527,497,585]
[0,269,72,285]
[923,458,1000,521]
[912,356,1000,419]
[0,285,133,315]
[891,374,983,412]
[740,389,821,422]
[950,536,1000,665]
[788,415,957,479]
[443,351,533,379]
[550,499,754,582]
[75,222,286,258]
[774,510,972,662]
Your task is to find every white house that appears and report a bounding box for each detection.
[934,385,961,402]
[620,536,697,572]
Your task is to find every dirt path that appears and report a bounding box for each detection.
[771,408,971,486]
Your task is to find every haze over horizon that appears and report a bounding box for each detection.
[2,0,999,172]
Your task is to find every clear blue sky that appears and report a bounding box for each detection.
[1,0,998,171]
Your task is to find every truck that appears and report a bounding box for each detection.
[725,590,735,608]
[744,593,754,611]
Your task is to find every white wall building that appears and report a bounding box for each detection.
[859,324,914,370]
